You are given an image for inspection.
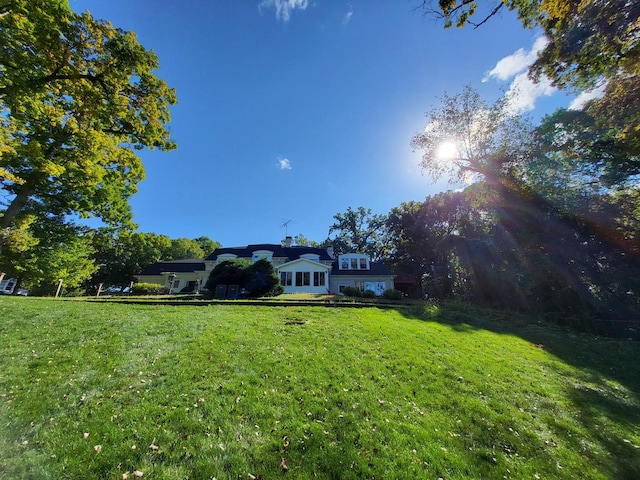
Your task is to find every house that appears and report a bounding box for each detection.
[135,237,395,295]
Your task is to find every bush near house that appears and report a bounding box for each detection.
[205,259,283,297]
[341,286,362,297]
[383,288,403,300]
[131,283,167,295]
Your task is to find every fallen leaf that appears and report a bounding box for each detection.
[280,457,289,471]
[94,445,102,453]
[83,432,89,439]
[133,471,143,478]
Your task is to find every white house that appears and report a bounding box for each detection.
[136,237,395,295]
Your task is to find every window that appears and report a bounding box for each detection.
[351,258,358,269]
[295,272,310,286]
[359,258,367,269]
[341,258,349,270]
[280,272,292,286]
[313,271,325,286]
[173,280,180,289]
[339,285,346,293]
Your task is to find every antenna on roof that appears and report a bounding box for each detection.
[280,219,292,236]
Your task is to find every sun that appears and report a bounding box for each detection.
[436,141,458,160]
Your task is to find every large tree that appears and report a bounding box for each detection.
[328,206,389,260]
[90,230,172,288]
[413,86,640,323]
[0,0,176,241]
[0,215,96,293]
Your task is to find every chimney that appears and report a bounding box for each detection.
[285,236,292,248]
[327,245,334,258]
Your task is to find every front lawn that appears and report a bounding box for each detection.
[1,297,638,479]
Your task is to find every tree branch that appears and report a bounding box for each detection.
[470,3,504,29]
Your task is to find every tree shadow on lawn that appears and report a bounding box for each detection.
[393,302,640,479]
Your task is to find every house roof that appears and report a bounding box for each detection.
[205,244,333,262]
[330,261,395,276]
[138,259,206,275]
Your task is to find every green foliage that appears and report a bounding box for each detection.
[204,259,252,292]
[341,286,362,297]
[329,206,389,260]
[0,216,97,290]
[168,238,205,260]
[244,259,283,297]
[131,282,167,295]
[382,288,403,300]
[90,230,172,287]
[0,0,176,239]
[205,259,283,297]
[410,87,640,322]
[193,236,220,255]
[362,289,377,298]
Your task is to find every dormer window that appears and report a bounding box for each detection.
[251,250,274,262]
[338,254,369,270]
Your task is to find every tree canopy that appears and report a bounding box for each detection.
[0,0,176,237]
[328,206,389,260]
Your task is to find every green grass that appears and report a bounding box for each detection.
[1,298,638,479]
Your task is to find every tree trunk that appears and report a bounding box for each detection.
[0,185,33,230]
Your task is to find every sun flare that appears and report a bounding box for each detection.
[436,141,458,160]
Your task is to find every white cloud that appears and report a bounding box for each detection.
[568,83,607,110]
[483,36,548,82]
[277,158,292,170]
[504,72,556,114]
[259,0,309,22]
[483,36,556,114]
[343,5,354,25]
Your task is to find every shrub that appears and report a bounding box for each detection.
[205,259,283,298]
[205,259,252,292]
[362,289,377,298]
[382,289,403,300]
[245,259,283,297]
[131,283,167,295]
[342,286,362,297]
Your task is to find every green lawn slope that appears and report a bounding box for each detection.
[1,297,638,479]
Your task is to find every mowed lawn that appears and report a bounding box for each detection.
[0,298,638,479]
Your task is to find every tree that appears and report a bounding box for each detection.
[386,189,488,298]
[328,206,389,260]
[204,259,283,297]
[0,1,176,242]
[532,108,640,191]
[244,259,284,297]
[411,86,640,321]
[411,86,532,187]
[90,230,172,287]
[0,216,96,293]
[204,259,252,293]
[168,238,205,260]
[193,236,221,256]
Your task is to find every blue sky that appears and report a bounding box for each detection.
[70,0,581,248]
